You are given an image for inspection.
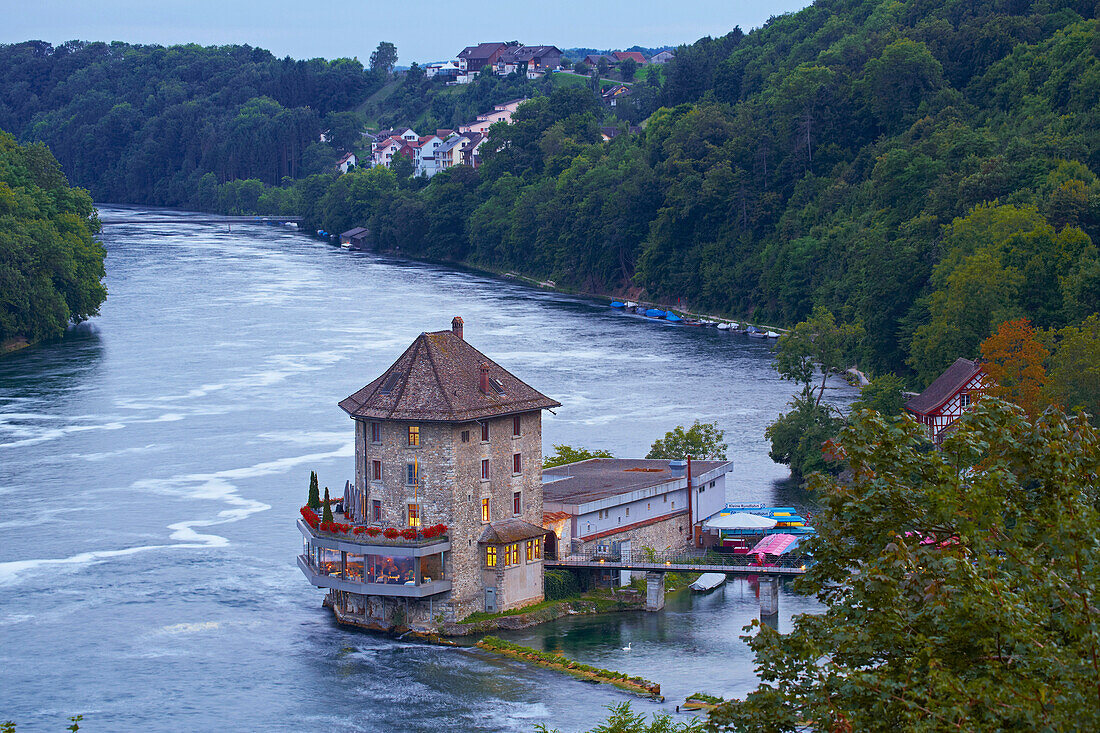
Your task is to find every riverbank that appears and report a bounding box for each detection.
[0,337,31,357]
[476,636,663,701]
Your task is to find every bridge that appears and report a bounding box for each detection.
[98,215,303,226]
[546,547,809,614]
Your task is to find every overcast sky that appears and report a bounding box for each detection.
[2,1,813,63]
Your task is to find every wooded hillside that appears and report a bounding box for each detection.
[2,0,1097,379]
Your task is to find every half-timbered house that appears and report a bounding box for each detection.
[905,357,988,443]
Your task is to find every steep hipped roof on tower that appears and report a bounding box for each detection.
[905,358,984,416]
[339,329,561,422]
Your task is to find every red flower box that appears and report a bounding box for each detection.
[400,528,418,540]
[382,528,399,539]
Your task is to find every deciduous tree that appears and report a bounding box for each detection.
[646,421,727,460]
[543,445,614,469]
[711,400,1100,732]
[980,318,1049,417]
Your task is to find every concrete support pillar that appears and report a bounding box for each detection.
[759,575,779,619]
[645,571,665,611]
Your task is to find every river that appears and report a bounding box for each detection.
[0,208,851,732]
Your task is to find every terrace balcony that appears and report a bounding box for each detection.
[297,518,452,598]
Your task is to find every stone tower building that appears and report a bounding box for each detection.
[298,317,560,627]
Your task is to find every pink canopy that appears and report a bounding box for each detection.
[749,533,798,556]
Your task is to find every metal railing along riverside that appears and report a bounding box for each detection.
[545,547,811,575]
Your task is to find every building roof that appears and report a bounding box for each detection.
[479,519,551,545]
[338,323,561,422]
[340,226,369,238]
[613,51,647,64]
[500,45,562,64]
[905,358,984,416]
[602,84,632,99]
[337,152,356,164]
[459,42,507,60]
[543,458,730,504]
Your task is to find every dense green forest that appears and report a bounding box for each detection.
[2,0,1098,380]
[0,131,105,345]
[295,0,1100,381]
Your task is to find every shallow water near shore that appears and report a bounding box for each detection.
[0,208,851,731]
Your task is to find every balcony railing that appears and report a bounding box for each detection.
[297,555,452,598]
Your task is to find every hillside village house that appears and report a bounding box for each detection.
[336,152,356,174]
[650,50,675,64]
[602,84,632,107]
[457,42,510,73]
[495,46,562,77]
[612,51,647,64]
[905,357,989,443]
[298,318,561,627]
[459,99,526,135]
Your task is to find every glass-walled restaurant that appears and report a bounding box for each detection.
[299,535,450,597]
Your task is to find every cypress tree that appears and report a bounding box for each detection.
[308,470,320,508]
[321,487,334,524]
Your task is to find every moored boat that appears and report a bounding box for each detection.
[665,312,683,323]
[766,330,781,339]
[689,573,727,592]
[610,301,625,308]
[644,308,666,319]
[716,323,731,331]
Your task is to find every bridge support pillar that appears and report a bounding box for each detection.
[645,572,665,611]
[759,576,779,619]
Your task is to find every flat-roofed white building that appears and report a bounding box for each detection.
[542,458,732,554]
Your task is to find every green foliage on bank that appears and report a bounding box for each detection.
[0,130,105,344]
[544,569,582,600]
[3,1,1098,379]
[712,399,1100,730]
[289,0,1097,379]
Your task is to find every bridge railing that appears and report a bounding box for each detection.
[546,546,811,571]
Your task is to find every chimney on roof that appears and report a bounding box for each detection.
[451,316,464,340]
[479,362,490,393]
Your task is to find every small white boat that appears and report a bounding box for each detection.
[716,323,731,331]
[766,330,781,339]
[689,572,727,592]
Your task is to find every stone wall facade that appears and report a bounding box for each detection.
[350,409,546,623]
[579,510,692,554]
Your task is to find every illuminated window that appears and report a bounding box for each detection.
[486,546,497,568]
[513,491,521,515]
[526,537,541,560]
[512,453,521,474]
[481,497,490,522]
[505,543,519,566]
[481,422,490,442]
[408,425,420,446]
[408,504,421,527]
[406,462,418,485]
[512,415,521,436]
[370,422,381,443]
[372,460,382,481]
[481,459,490,481]
[371,500,381,523]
